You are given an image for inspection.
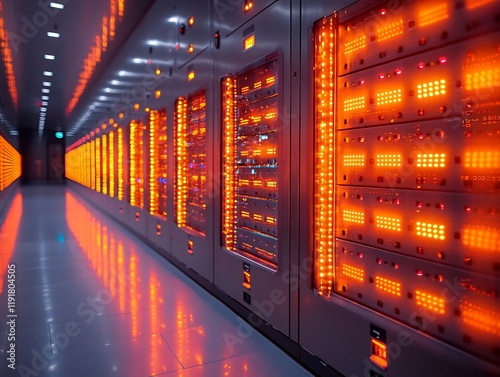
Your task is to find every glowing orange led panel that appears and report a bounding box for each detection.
[465,68,500,90]
[416,222,445,240]
[416,153,446,168]
[0,6,19,110]
[464,151,500,169]
[375,216,401,232]
[244,35,255,51]
[462,227,499,251]
[377,19,403,41]
[461,300,500,335]
[343,210,364,224]
[376,89,402,106]
[344,36,366,55]
[376,154,401,167]
[375,276,401,296]
[342,264,364,281]
[343,155,365,166]
[416,290,445,314]
[344,96,365,112]
[102,135,108,195]
[96,138,102,193]
[370,339,388,369]
[115,129,124,201]
[417,80,446,98]
[174,97,188,227]
[129,121,144,208]
[418,3,449,27]
[109,131,115,198]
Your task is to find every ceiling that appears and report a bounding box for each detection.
[0,0,180,140]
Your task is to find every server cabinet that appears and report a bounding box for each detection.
[167,0,214,281]
[213,0,294,338]
[299,0,500,376]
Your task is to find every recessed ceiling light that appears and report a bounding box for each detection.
[132,58,145,64]
[111,80,120,85]
[99,96,107,100]
[42,96,49,100]
[44,54,55,60]
[147,40,159,46]
[43,71,53,76]
[42,89,50,93]
[50,2,64,9]
[118,71,127,76]
[43,82,52,87]
[41,108,47,112]
[167,17,179,23]
[47,32,60,38]
[104,88,111,93]
[42,101,48,106]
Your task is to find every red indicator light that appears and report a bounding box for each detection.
[416,201,423,208]
[465,206,472,213]
[395,69,402,75]
[378,74,385,79]
[416,270,423,276]
[380,8,387,15]
[418,63,425,69]
[417,132,424,140]
[377,258,383,264]
[359,80,365,85]
[439,57,447,64]
[370,339,388,369]
[438,203,445,210]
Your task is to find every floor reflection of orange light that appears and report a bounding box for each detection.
[130,253,138,337]
[0,194,23,295]
[102,226,109,288]
[118,241,125,312]
[109,233,117,296]
[149,273,160,374]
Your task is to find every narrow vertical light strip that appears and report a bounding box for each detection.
[102,135,108,195]
[117,128,124,201]
[91,140,96,190]
[174,97,188,227]
[149,111,157,215]
[130,121,137,207]
[96,137,101,193]
[222,77,238,251]
[109,131,115,198]
[314,16,335,297]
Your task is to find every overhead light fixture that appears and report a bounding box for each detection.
[44,54,55,60]
[50,2,64,9]
[132,58,146,64]
[118,71,127,76]
[111,80,120,85]
[167,16,179,23]
[41,108,47,112]
[42,96,50,100]
[42,101,48,106]
[99,96,108,101]
[43,82,52,87]
[42,89,50,93]
[43,71,53,76]
[47,32,60,38]
[147,40,160,46]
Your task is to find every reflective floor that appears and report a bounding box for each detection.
[0,186,313,377]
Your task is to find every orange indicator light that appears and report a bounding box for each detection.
[244,35,255,51]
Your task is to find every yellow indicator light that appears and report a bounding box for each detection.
[188,44,194,54]
[244,34,255,51]
[344,36,366,55]
[90,140,96,190]
[129,120,144,209]
[464,151,500,169]
[266,77,276,85]
[418,3,449,27]
[462,227,499,251]
[376,154,401,167]
[375,216,401,232]
[376,89,402,106]
[175,97,188,227]
[134,103,140,111]
[417,79,446,98]
[343,155,365,167]
[188,16,195,26]
[416,290,445,314]
[377,19,403,41]
[465,68,500,90]
[244,0,253,12]
[342,264,364,282]
[461,300,500,335]
[370,339,388,370]
[342,210,364,224]
[344,96,365,112]
[465,0,495,9]
[188,71,195,81]
[416,153,446,168]
[416,222,445,240]
[119,112,124,119]
[375,276,401,296]
[155,90,161,99]
[155,69,161,76]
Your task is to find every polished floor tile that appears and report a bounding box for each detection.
[0,186,313,377]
